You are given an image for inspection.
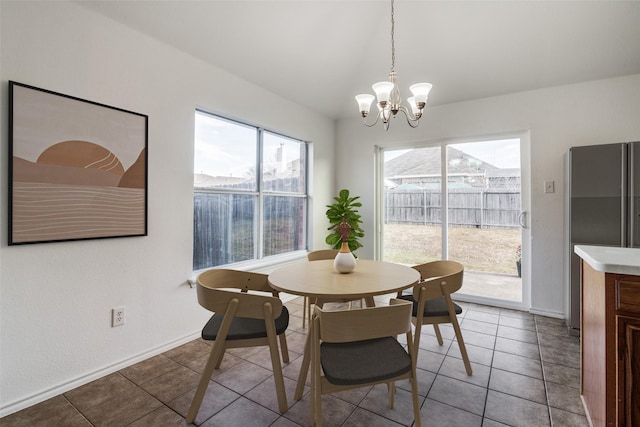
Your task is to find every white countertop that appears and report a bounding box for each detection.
[574,245,640,275]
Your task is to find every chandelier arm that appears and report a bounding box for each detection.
[398,107,421,128]
[362,113,381,127]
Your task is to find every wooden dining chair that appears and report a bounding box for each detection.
[303,250,338,327]
[304,250,364,328]
[397,260,473,375]
[186,269,290,423]
[310,299,421,427]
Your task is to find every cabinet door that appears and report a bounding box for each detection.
[618,316,640,426]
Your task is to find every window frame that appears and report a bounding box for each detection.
[193,110,309,272]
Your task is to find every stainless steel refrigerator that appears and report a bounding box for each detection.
[565,142,640,336]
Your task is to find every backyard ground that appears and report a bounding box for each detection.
[383,223,521,275]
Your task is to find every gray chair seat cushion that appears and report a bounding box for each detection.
[398,294,462,317]
[202,306,289,341]
[320,336,411,386]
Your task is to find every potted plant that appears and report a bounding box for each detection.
[325,189,365,255]
[515,244,522,277]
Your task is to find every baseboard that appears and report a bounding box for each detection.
[528,306,565,319]
[452,293,528,311]
[580,395,594,427]
[0,331,201,418]
[452,294,566,320]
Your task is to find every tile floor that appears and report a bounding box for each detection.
[1,296,589,427]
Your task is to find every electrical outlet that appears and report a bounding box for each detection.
[112,306,125,327]
[544,180,555,193]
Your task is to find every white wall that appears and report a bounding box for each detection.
[0,1,335,415]
[3,0,639,417]
[336,73,640,317]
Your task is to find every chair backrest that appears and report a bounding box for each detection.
[411,260,464,301]
[196,269,283,319]
[307,249,339,261]
[313,299,412,343]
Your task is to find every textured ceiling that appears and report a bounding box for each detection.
[78,0,640,120]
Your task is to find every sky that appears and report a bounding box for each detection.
[195,110,522,177]
[193,112,255,177]
[385,138,521,169]
[452,139,521,169]
[194,111,304,178]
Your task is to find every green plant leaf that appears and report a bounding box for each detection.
[325,188,364,253]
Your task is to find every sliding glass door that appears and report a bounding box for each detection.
[382,138,526,306]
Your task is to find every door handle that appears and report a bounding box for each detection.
[518,211,527,229]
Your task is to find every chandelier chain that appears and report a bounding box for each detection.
[390,0,395,72]
[355,0,432,130]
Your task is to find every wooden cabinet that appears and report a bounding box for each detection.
[618,316,640,426]
[581,262,640,427]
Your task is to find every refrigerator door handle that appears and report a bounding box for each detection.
[630,142,637,247]
[622,145,628,247]
[519,211,527,229]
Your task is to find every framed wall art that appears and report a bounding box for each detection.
[8,81,148,245]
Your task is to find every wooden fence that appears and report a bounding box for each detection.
[384,189,521,228]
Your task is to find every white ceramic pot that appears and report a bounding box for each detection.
[334,242,356,273]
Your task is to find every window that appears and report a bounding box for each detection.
[193,111,308,270]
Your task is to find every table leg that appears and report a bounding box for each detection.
[364,296,375,307]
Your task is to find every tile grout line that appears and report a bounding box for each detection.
[479,308,501,425]
[534,315,554,427]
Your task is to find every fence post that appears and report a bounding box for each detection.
[423,189,427,225]
[480,189,484,229]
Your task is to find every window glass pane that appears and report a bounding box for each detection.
[383,147,442,263]
[447,140,522,288]
[194,111,257,191]
[193,110,308,270]
[263,132,306,193]
[193,193,256,269]
[263,195,306,256]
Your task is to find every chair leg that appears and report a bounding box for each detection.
[412,321,423,357]
[302,297,308,328]
[278,333,290,363]
[309,367,315,426]
[312,382,322,427]
[433,324,444,346]
[295,328,312,400]
[213,344,226,369]
[411,375,421,427]
[186,341,225,423]
[407,330,422,427]
[310,316,322,427]
[387,382,395,409]
[260,305,288,415]
[266,332,288,413]
[308,298,314,327]
[451,316,473,375]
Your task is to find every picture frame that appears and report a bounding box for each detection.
[8,81,148,245]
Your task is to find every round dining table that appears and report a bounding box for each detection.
[268,258,420,400]
[269,258,419,301]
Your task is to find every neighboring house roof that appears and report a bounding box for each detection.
[194,173,247,188]
[384,146,499,177]
[487,168,520,178]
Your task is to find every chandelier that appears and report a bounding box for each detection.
[355,0,432,130]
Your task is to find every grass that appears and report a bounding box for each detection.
[383,223,521,275]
